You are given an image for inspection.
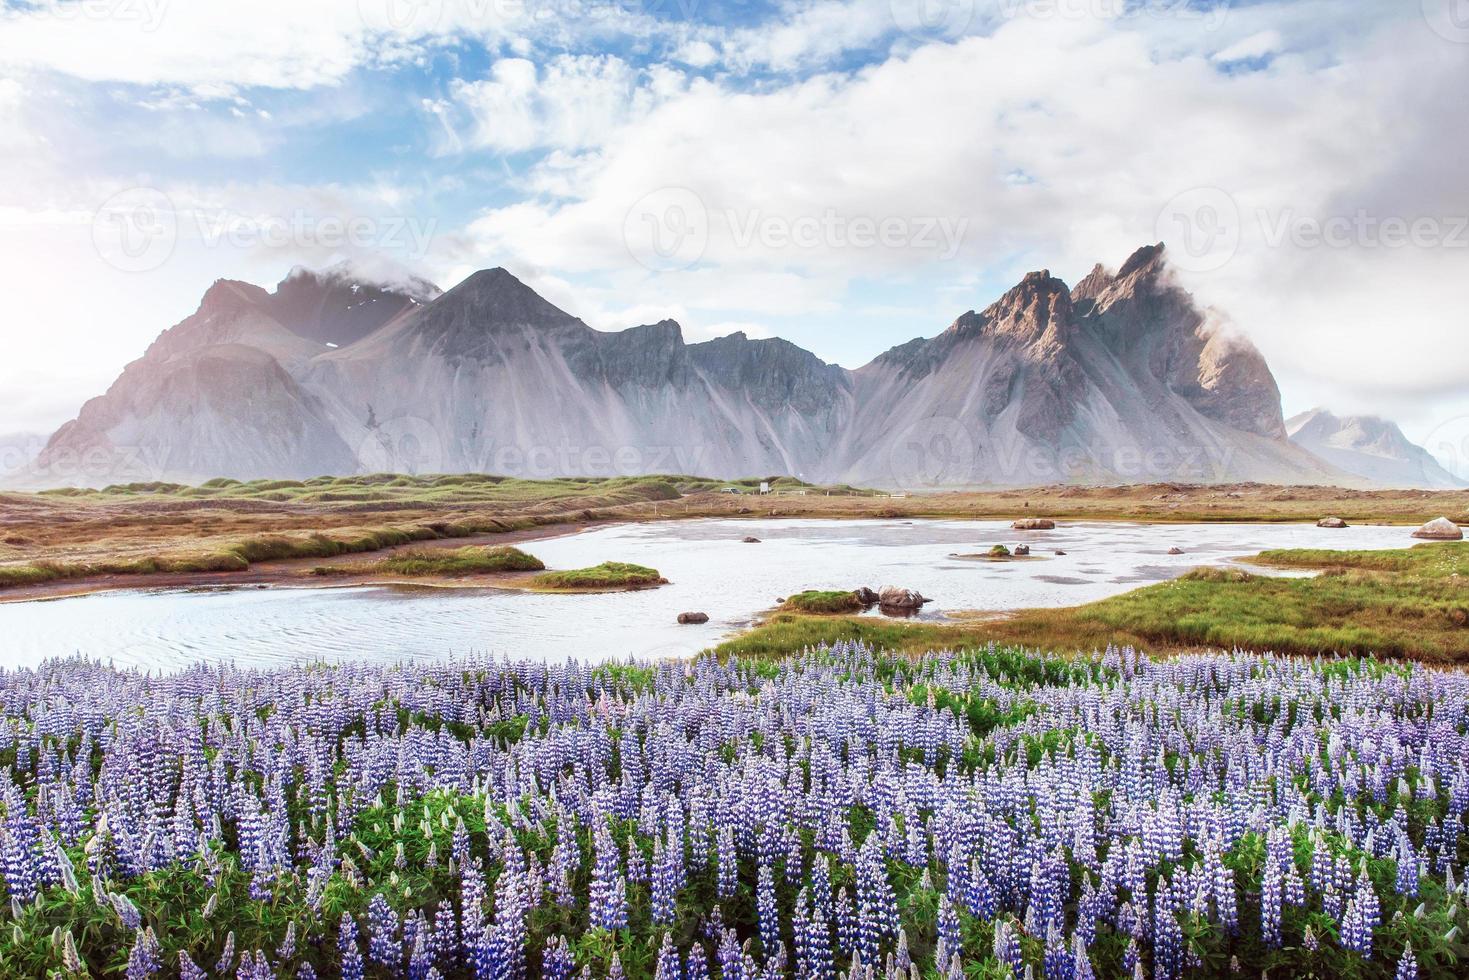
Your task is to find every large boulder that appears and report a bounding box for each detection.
[1014,544,1031,556]
[854,587,880,605]
[676,612,710,625]
[1412,517,1464,540]
[878,586,928,609]
[1012,518,1056,530]
[1317,517,1348,528]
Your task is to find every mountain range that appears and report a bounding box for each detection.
[1287,409,1465,489]
[21,245,1453,489]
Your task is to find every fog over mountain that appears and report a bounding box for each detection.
[24,245,1391,489]
[1287,409,1466,490]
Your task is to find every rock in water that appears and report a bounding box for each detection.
[1014,544,1031,556]
[854,587,880,605]
[1412,517,1464,540]
[1168,547,1185,555]
[676,612,710,625]
[1012,518,1056,530]
[1317,517,1348,528]
[742,536,761,543]
[878,586,928,609]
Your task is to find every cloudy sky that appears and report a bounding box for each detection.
[2,0,1467,474]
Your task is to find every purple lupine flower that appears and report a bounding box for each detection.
[684,941,710,980]
[1396,942,1418,980]
[1261,855,1283,947]
[542,936,574,980]
[339,912,365,980]
[490,864,527,980]
[655,931,682,980]
[589,816,628,931]
[367,893,402,969]
[1043,921,1073,980]
[1153,881,1183,980]
[651,833,681,925]
[936,894,961,963]
[855,833,898,963]
[717,825,737,898]
[994,919,1024,980]
[718,928,745,980]
[125,928,161,980]
[432,899,458,972]
[178,952,208,980]
[218,930,238,976]
[757,864,780,961]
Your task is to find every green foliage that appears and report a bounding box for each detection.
[531,562,667,590]
[374,545,546,576]
[780,590,863,614]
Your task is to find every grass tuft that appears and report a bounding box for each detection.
[531,562,666,591]
[779,590,863,614]
[378,545,546,576]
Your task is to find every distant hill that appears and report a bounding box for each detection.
[1287,409,1465,489]
[23,244,1350,488]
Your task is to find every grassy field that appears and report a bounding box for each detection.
[716,541,1469,663]
[315,544,547,578]
[0,474,862,591]
[530,561,668,591]
[1,472,1465,595]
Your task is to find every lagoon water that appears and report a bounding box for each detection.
[0,518,1418,671]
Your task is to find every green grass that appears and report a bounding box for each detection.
[1061,541,1468,661]
[712,613,998,658]
[45,472,862,506]
[530,561,667,591]
[375,545,545,576]
[780,590,864,614]
[717,542,1469,663]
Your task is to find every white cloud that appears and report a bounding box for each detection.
[449,10,1469,409]
[1212,29,1283,62]
[450,55,688,153]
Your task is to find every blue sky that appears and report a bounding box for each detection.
[2,0,1468,474]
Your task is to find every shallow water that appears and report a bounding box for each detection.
[0,518,1417,671]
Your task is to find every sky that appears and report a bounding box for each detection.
[1,0,1468,476]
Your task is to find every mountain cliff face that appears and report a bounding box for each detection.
[1287,409,1464,489]
[30,244,1355,488]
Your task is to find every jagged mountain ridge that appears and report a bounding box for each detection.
[33,245,1354,487]
[1287,409,1465,489]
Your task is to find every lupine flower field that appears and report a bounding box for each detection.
[1,645,1467,978]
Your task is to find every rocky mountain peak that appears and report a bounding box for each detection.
[198,279,270,317]
[268,264,432,348]
[1116,241,1166,280]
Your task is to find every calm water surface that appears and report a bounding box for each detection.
[0,518,1417,670]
